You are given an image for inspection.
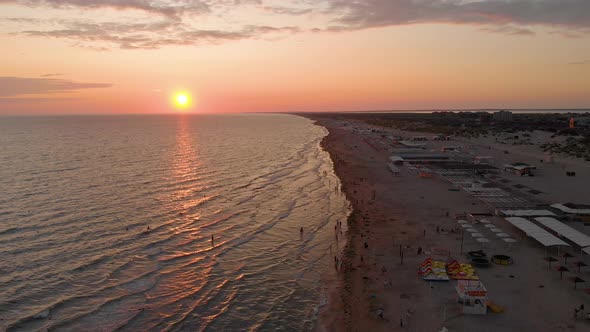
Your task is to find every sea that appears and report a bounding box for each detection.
[0,114,350,331]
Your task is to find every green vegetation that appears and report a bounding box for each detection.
[306,111,590,161]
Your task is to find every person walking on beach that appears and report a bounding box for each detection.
[300,227,303,236]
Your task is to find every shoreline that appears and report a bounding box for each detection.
[314,122,356,332]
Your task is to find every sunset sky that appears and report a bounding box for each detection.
[1,0,589,115]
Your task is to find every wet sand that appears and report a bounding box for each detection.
[309,115,590,332]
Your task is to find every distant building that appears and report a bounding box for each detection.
[493,111,513,121]
[478,112,492,124]
[474,156,493,165]
[503,162,535,176]
[441,146,461,152]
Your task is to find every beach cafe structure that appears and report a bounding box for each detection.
[456,280,488,315]
[503,162,536,176]
[551,203,590,216]
[505,217,570,254]
[389,153,451,164]
[474,156,493,165]
[534,217,590,255]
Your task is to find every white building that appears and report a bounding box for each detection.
[493,110,513,121]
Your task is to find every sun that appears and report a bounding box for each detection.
[177,94,188,105]
[172,91,192,110]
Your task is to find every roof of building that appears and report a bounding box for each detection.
[551,203,590,215]
[399,140,427,147]
[500,210,556,217]
[534,217,590,248]
[505,217,570,247]
[392,153,450,161]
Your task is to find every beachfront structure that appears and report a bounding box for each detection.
[441,146,461,152]
[499,210,556,217]
[493,110,513,121]
[504,217,570,248]
[551,203,590,216]
[399,140,426,148]
[387,163,401,176]
[389,156,404,164]
[433,134,450,141]
[474,156,493,165]
[390,148,426,154]
[503,162,536,176]
[455,280,488,315]
[534,217,590,248]
[390,153,451,163]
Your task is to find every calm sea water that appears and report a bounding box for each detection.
[0,114,349,331]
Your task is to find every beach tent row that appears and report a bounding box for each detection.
[504,217,570,247]
[551,203,590,215]
[500,210,556,217]
[534,217,590,248]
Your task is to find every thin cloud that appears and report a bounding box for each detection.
[0,0,210,18]
[0,96,76,104]
[480,25,534,36]
[0,77,112,97]
[19,19,301,49]
[569,60,590,65]
[40,73,64,77]
[262,6,313,15]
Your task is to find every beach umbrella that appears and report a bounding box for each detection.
[496,233,510,238]
[466,228,478,233]
[471,233,484,238]
[545,256,557,269]
[480,219,491,224]
[557,266,569,279]
[562,252,574,264]
[575,261,588,272]
[461,224,473,228]
[572,277,585,289]
[484,224,495,228]
[476,237,490,249]
[490,228,502,233]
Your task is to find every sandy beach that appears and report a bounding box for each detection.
[309,114,590,332]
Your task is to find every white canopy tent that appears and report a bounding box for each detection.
[534,217,590,248]
[505,217,570,248]
[551,203,590,215]
[500,210,556,217]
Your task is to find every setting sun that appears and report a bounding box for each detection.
[172,92,191,110]
[177,94,187,105]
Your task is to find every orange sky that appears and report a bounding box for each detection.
[1,1,589,115]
